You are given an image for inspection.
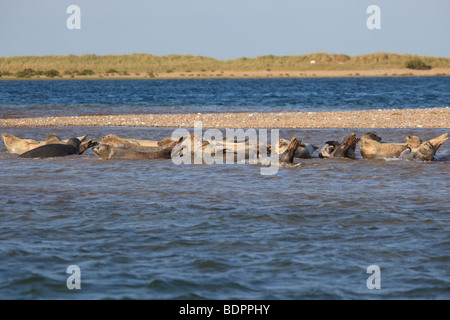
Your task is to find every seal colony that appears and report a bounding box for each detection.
[2,131,448,164]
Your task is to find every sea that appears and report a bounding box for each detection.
[0,77,449,300]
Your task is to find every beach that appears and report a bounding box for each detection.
[1,108,449,129]
[1,68,449,80]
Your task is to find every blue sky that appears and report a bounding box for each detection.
[0,0,449,59]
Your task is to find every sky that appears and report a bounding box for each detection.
[0,0,449,59]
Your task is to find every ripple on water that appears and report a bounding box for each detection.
[0,127,449,299]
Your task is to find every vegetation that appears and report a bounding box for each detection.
[0,53,448,78]
[79,69,95,76]
[43,69,60,78]
[405,58,432,70]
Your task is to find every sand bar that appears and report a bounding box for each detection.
[0,108,449,129]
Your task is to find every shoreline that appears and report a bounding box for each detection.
[1,108,449,129]
[1,68,449,80]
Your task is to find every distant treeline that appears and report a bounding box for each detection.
[0,53,448,77]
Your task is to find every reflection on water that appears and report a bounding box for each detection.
[0,127,449,299]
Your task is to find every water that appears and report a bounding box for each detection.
[0,78,449,300]
[0,77,449,118]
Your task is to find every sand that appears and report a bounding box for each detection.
[2,67,448,80]
[1,108,448,129]
[152,68,450,79]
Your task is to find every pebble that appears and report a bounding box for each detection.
[0,108,448,129]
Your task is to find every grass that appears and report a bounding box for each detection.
[0,52,449,78]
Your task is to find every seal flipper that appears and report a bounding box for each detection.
[330,133,360,159]
[79,140,99,155]
[279,137,302,163]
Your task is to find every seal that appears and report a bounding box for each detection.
[278,137,303,163]
[170,133,211,159]
[19,138,82,159]
[170,134,267,163]
[100,134,170,147]
[2,133,41,154]
[318,141,339,159]
[275,139,318,159]
[92,143,175,160]
[330,133,360,159]
[400,133,449,161]
[44,134,96,154]
[45,134,88,145]
[2,133,88,154]
[359,132,419,159]
[100,134,178,153]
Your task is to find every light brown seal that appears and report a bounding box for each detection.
[2,134,41,154]
[400,133,449,161]
[100,134,179,153]
[100,134,176,148]
[2,133,88,154]
[92,144,175,160]
[359,132,421,159]
[92,136,183,160]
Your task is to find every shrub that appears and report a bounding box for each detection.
[79,69,95,76]
[44,69,60,78]
[405,59,431,70]
[16,68,35,78]
[106,68,118,74]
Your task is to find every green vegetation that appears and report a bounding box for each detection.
[43,69,60,78]
[79,69,95,76]
[16,68,36,78]
[0,53,448,78]
[405,58,432,70]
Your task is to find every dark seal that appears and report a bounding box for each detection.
[19,138,81,159]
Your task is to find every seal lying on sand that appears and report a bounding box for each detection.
[359,132,421,159]
[329,133,360,159]
[400,133,449,161]
[275,139,318,159]
[19,138,85,159]
[2,133,88,154]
